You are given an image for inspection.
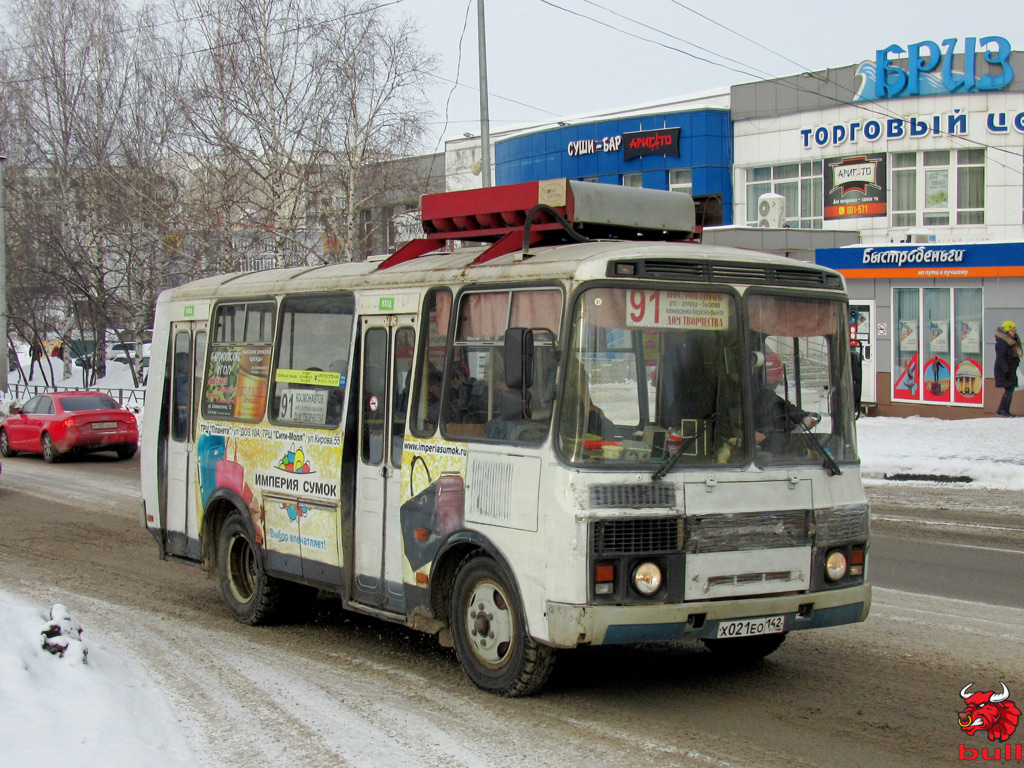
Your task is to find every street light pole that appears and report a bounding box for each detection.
[477,0,491,188]
[0,155,8,392]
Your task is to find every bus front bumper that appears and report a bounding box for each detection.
[544,583,870,648]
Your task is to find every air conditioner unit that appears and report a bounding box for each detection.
[757,193,786,228]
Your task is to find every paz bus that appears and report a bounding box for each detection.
[140,179,869,696]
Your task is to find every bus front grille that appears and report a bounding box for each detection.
[590,518,682,555]
[589,483,675,509]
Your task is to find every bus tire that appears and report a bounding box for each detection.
[450,555,555,697]
[701,632,787,663]
[217,513,285,625]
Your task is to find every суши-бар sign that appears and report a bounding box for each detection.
[566,128,680,161]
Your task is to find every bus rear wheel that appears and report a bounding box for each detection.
[217,514,285,625]
[450,555,555,697]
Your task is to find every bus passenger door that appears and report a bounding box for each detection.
[353,316,416,613]
[165,323,207,559]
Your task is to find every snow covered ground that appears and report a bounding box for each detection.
[2,347,1023,765]
[0,594,200,767]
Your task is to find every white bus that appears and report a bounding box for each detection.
[140,179,869,696]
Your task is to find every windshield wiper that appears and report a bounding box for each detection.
[795,423,842,476]
[652,412,719,482]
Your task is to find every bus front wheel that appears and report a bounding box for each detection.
[216,514,285,625]
[449,555,555,697]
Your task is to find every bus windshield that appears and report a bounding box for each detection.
[747,292,857,467]
[557,286,857,469]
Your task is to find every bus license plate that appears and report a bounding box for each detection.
[92,421,117,430]
[715,615,785,639]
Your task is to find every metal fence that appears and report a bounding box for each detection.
[2,383,146,408]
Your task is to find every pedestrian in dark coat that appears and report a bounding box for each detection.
[994,320,1022,417]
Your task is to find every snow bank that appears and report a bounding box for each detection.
[0,592,198,768]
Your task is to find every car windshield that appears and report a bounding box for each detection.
[61,395,120,411]
[556,286,857,470]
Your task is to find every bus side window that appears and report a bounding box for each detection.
[391,327,415,467]
[171,331,191,441]
[269,293,355,429]
[411,289,452,437]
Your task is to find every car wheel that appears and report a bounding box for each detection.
[701,632,787,663]
[0,429,14,457]
[449,555,556,697]
[116,445,137,460]
[42,433,61,463]
[216,513,286,625]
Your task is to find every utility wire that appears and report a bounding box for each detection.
[576,0,777,79]
[541,0,1022,171]
[664,0,811,74]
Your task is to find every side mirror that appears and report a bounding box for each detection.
[9,405,20,415]
[503,328,534,390]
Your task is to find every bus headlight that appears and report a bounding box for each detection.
[632,562,662,595]
[825,550,848,581]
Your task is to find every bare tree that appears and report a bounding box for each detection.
[2,0,183,386]
[173,0,436,266]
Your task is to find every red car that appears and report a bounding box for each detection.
[0,391,138,462]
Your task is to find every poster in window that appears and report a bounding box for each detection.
[929,320,949,352]
[893,353,919,399]
[925,169,948,207]
[922,357,951,402]
[953,359,984,405]
[959,320,981,354]
[899,319,918,351]
[824,154,887,219]
[205,344,272,420]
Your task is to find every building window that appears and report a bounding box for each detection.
[622,173,643,188]
[744,162,822,228]
[891,286,983,406]
[891,152,917,227]
[957,149,985,225]
[890,150,984,229]
[669,168,692,194]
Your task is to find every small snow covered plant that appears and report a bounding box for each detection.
[40,603,88,664]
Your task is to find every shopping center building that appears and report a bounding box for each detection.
[444,35,1024,417]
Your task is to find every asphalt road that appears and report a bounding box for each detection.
[1,453,1021,768]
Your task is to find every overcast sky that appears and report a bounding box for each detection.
[398,0,1020,151]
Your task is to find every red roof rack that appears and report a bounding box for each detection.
[376,178,695,270]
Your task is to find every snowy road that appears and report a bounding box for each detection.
[1,454,1022,767]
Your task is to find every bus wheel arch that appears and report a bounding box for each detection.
[445,544,556,697]
[429,533,519,629]
[201,495,255,574]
